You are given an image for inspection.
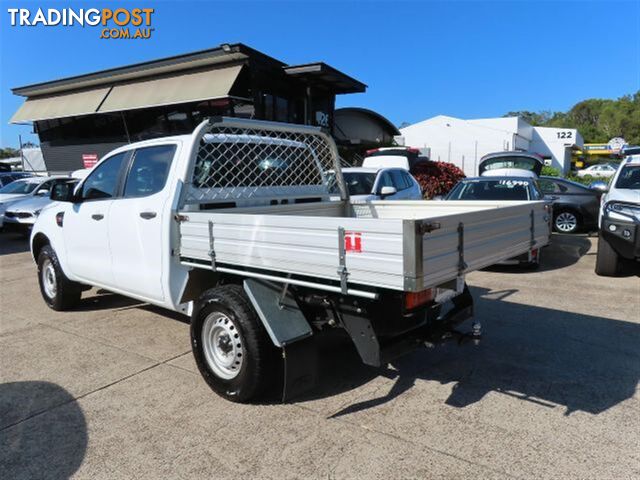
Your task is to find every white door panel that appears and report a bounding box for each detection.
[109,194,166,302]
[63,201,113,284]
[107,144,177,303]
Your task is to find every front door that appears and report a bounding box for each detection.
[108,144,177,303]
[63,152,128,286]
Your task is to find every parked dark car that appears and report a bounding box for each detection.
[0,172,34,188]
[444,176,547,268]
[445,176,544,201]
[537,176,601,234]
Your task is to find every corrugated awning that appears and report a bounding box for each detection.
[10,87,112,123]
[97,65,244,113]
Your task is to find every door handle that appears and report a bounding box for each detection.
[139,211,157,219]
[91,214,104,221]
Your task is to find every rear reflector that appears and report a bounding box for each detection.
[405,288,434,310]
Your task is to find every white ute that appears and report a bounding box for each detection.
[32,118,551,402]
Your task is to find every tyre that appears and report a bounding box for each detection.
[595,233,621,277]
[554,210,580,234]
[37,245,82,311]
[191,284,278,403]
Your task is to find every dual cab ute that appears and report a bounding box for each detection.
[32,118,550,402]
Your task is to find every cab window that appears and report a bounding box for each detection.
[124,145,176,198]
[79,153,126,200]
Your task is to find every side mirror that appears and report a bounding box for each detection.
[50,183,78,202]
[589,181,609,193]
[379,186,397,198]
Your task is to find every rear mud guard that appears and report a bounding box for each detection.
[243,279,318,401]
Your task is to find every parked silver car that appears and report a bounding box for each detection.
[0,177,74,231]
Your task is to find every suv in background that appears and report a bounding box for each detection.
[478,151,544,178]
[362,147,429,172]
[331,167,422,201]
[595,156,640,276]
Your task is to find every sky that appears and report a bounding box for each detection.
[1,0,639,148]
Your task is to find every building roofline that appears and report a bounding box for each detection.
[12,43,285,97]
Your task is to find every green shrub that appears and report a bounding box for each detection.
[541,165,561,177]
[565,173,611,186]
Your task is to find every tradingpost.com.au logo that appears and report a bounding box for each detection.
[7,7,154,39]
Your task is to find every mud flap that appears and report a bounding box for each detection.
[243,279,318,401]
[282,337,318,402]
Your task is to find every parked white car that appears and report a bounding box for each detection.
[338,167,422,201]
[0,176,68,229]
[576,164,617,178]
[595,156,640,276]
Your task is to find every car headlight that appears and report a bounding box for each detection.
[605,202,640,222]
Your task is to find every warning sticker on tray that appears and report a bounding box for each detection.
[345,231,362,253]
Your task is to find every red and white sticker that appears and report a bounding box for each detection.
[345,231,362,253]
[82,153,98,169]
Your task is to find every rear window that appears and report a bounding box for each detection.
[615,165,640,189]
[482,157,539,172]
[448,179,531,201]
[194,141,323,189]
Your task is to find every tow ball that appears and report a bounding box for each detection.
[439,320,482,346]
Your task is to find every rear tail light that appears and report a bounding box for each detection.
[404,288,434,310]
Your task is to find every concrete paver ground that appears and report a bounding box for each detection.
[1,232,638,479]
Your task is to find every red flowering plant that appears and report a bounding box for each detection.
[412,161,466,199]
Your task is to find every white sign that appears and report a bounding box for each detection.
[607,137,627,152]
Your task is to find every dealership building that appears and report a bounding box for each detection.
[399,115,584,175]
[11,43,399,172]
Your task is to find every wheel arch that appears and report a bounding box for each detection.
[31,232,50,262]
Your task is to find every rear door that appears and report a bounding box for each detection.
[107,144,177,302]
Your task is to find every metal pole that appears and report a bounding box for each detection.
[18,134,24,171]
[474,140,478,175]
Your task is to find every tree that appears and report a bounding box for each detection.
[505,91,640,144]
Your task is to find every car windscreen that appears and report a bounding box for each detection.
[0,180,39,194]
[615,165,640,189]
[342,172,377,196]
[447,179,531,201]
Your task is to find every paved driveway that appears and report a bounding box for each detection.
[1,232,639,479]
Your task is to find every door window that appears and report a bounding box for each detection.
[124,145,176,198]
[377,172,394,193]
[390,170,409,191]
[79,153,127,200]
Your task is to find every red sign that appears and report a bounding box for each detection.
[345,231,362,253]
[82,153,98,168]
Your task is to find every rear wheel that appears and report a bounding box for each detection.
[37,245,82,311]
[554,210,580,234]
[595,233,621,277]
[190,284,278,403]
